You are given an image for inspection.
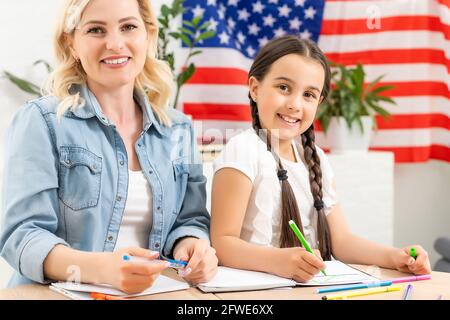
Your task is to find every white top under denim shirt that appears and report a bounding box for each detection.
[114,170,153,251]
[213,129,338,249]
[0,84,210,287]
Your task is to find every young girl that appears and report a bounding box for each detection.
[210,35,431,282]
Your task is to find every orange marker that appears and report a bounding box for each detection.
[90,292,127,300]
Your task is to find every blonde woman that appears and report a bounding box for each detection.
[0,0,217,293]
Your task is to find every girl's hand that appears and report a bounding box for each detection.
[391,245,431,275]
[102,247,169,294]
[273,247,326,283]
[173,237,218,284]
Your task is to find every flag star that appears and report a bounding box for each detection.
[300,29,312,39]
[247,46,256,57]
[235,41,241,50]
[258,36,269,47]
[207,17,218,31]
[207,0,216,6]
[238,8,250,21]
[304,6,317,19]
[268,0,279,4]
[227,17,236,30]
[273,27,286,37]
[252,1,265,14]
[228,0,239,6]
[248,23,261,36]
[295,0,306,6]
[263,14,276,27]
[278,4,291,18]
[219,31,230,44]
[218,3,226,19]
[192,5,205,18]
[289,17,302,30]
[195,31,204,44]
[237,31,246,44]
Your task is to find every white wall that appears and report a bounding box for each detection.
[0,0,449,288]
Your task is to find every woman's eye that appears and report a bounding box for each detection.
[87,27,105,34]
[122,24,137,31]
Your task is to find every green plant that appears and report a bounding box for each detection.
[158,0,215,108]
[3,0,216,108]
[316,62,396,134]
[2,60,52,97]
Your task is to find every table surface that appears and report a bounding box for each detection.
[1,265,449,300]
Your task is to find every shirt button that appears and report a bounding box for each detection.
[119,160,124,166]
[157,206,161,211]
[155,243,160,248]
[137,143,142,147]
[108,235,113,241]
[149,170,153,175]
[91,164,97,170]
[65,159,71,165]
[116,195,122,202]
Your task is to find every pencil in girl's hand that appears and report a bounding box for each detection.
[288,220,327,276]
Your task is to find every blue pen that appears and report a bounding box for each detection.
[317,280,393,294]
[122,255,188,269]
[403,284,413,300]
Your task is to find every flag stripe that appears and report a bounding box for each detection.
[187,64,450,84]
[323,0,450,24]
[315,128,449,148]
[321,16,449,38]
[187,102,450,131]
[318,145,450,163]
[369,145,450,162]
[318,31,449,56]
[188,68,449,98]
[184,103,252,121]
[375,114,450,130]
[325,49,450,72]
[184,85,450,111]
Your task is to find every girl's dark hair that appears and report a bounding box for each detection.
[248,35,332,260]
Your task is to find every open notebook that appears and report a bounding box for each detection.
[197,261,379,293]
[50,275,190,300]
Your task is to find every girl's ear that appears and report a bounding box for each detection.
[318,96,324,105]
[248,76,259,102]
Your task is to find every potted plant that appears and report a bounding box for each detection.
[316,63,396,153]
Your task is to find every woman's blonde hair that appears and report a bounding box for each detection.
[44,0,173,126]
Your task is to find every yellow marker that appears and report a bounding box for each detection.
[321,286,401,300]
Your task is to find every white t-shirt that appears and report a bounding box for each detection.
[213,129,338,249]
[114,170,153,250]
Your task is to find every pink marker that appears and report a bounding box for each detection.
[388,275,431,284]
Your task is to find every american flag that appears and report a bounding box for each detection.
[180,0,450,163]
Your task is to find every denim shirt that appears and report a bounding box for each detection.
[0,85,210,287]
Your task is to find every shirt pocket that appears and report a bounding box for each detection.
[58,146,102,211]
[172,157,190,214]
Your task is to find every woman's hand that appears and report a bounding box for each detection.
[391,245,431,275]
[272,247,326,283]
[173,237,218,284]
[101,247,169,294]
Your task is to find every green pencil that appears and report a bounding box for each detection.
[288,219,327,276]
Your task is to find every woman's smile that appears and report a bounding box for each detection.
[101,55,131,69]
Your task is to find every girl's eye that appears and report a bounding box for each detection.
[122,24,137,32]
[278,84,290,93]
[304,92,317,99]
[87,27,105,34]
